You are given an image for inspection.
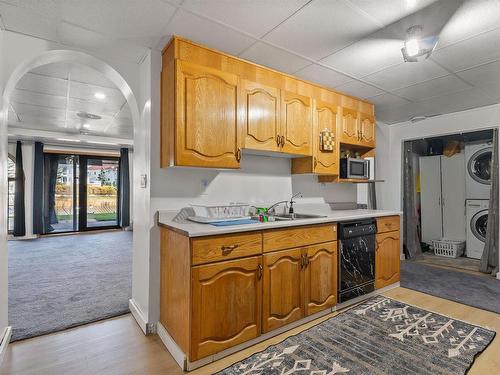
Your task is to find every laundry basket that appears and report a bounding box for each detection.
[431,239,466,258]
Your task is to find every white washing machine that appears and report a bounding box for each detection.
[465,141,492,199]
[466,199,489,259]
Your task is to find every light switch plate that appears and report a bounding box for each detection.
[140,174,147,188]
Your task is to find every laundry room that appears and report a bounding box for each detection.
[401,129,496,274]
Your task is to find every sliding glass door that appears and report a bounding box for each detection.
[80,157,120,230]
[43,153,120,234]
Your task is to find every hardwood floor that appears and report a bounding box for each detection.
[1,287,498,375]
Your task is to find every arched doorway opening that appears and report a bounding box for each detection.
[1,50,141,341]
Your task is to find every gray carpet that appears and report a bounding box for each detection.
[8,231,132,341]
[401,262,500,314]
[219,296,495,375]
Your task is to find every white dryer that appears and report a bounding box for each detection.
[465,141,492,199]
[466,199,489,259]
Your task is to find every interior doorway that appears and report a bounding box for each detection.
[45,153,121,234]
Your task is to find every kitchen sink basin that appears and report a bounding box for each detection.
[272,213,327,221]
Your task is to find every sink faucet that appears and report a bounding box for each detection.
[288,192,303,214]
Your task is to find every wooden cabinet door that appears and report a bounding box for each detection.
[241,80,281,152]
[305,242,337,316]
[375,231,401,289]
[176,60,241,168]
[340,107,360,145]
[191,256,263,360]
[263,248,304,332]
[360,113,376,148]
[281,91,313,156]
[314,99,339,174]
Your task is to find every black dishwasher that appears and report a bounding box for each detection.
[338,219,376,303]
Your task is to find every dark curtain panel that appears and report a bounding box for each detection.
[13,141,26,237]
[119,148,130,227]
[32,142,44,234]
[403,141,423,260]
[43,154,60,233]
[480,129,499,276]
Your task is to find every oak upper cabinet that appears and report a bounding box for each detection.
[241,80,281,152]
[359,113,376,148]
[191,256,263,360]
[165,59,242,169]
[375,231,401,289]
[340,107,360,145]
[262,248,304,332]
[313,99,339,174]
[304,242,337,316]
[280,91,313,156]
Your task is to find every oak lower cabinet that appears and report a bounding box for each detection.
[262,241,338,332]
[262,248,305,332]
[305,242,338,316]
[191,256,263,360]
[375,231,401,289]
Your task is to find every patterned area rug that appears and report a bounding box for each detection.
[218,296,495,375]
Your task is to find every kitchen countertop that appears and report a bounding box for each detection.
[158,206,402,237]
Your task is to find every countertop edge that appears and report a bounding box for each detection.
[158,210,402,238]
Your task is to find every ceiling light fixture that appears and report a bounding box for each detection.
[77,112,102,120]
[82,123,91,129]
[94,92,106,100]
[401,25,438,62]
[56,138,81,143]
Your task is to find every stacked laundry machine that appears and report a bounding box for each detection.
[465,141,492,259]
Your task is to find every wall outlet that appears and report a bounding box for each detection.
[140,174,147,188]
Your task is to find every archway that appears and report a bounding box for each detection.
[0,49,142,339]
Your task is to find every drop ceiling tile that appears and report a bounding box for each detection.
[69,81,123,103]
[294,64,353,88]
[59,0,177,47]
[478,81,500,100]
[16,73,68,96]
[0,2,59,41]
[346,0,438,27]
[57,22,149,64]
[367,93,411,108]
[31,63,70,80]
[11,89,67,109]
[69,65,116,88]
[392,75,471,102]
[431,27,500,72]
[376,103,417,125]
[239,42,310,74]
[438,0,500,48]
[161,9,256,56]
[320,29,403,78]
[181,0,310,37]
[11,103,66,121]
[335,80,384,99]
[456,60,500,86]
[409,88,497,117]
[364,59,449,90]
[263,0,381,60]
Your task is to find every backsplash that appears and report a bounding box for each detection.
[151,154,358,212]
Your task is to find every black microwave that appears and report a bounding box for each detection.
[340,158,370,179]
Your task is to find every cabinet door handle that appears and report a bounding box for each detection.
[281,135,285,147]
[276,134,281,146]
[257,264,263,280]
[221,244,239,255]
[313,157,317,168]
[235,148,242,162]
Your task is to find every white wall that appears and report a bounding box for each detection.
[0,25,8,344]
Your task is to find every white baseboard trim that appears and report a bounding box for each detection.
[157,283,401,371]
[157,323,187,370]
[0,326,12,366]
[129,299,147,335]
